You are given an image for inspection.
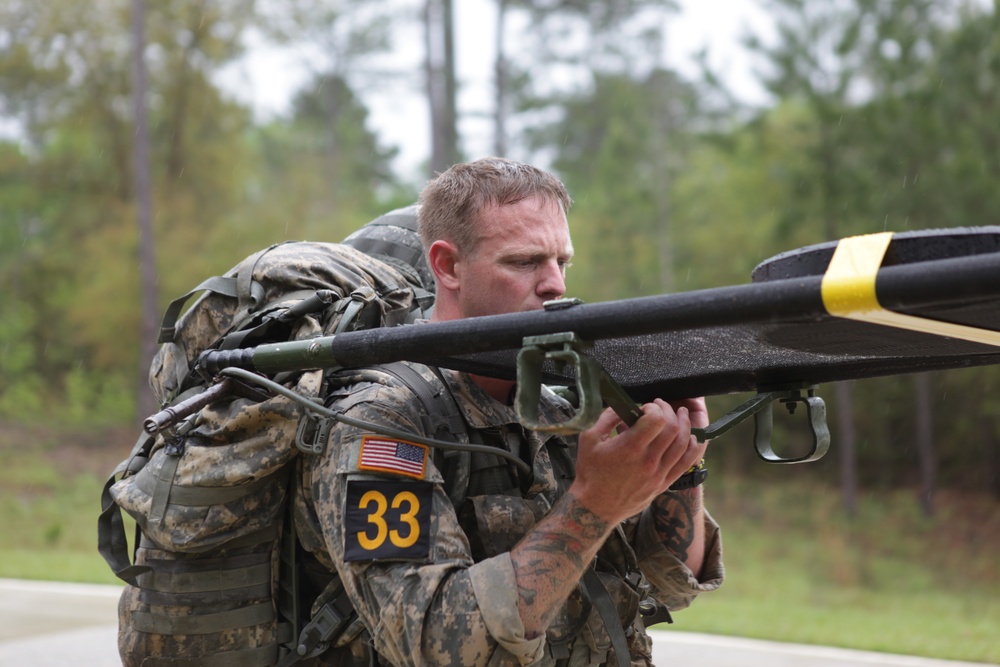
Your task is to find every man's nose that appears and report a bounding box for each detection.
[537,260,566,299]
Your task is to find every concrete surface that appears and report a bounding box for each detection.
[0,578,994,667]
[0,578,120,666]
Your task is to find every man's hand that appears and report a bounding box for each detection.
[670,397,711,436]
[570,399,709,525]
[511,397,710,636]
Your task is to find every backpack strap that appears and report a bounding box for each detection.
[217,289,331,351]
[376,362,472,507]
[157,246,275,344]
[274,362,472,667]
[157,275,241,344]
[97,387,212,585]
[98,432,156,585]
[581,568,631,667]
[377,363,467,441]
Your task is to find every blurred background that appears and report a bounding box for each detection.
[0,0,998,662]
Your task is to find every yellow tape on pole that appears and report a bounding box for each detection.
[821,231,1000,347]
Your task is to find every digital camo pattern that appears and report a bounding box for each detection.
[296,362,725,667]
[117,541,280,667]
[150,241,421,405]
[114,318,325,666]
[117,227,434,667]
[114,318,324,553]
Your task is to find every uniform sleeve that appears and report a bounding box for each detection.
[302,384,545,667]
[630,508,725,612]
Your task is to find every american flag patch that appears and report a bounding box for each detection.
[358,436,429,479]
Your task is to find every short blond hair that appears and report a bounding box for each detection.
[417,157,572,254]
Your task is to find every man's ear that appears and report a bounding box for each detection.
[427,240,461,291]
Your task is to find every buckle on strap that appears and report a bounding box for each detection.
[290,593,356,661]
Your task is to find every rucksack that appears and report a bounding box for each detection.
[98,209,454,667]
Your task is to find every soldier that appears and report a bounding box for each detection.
[296,157,724,666]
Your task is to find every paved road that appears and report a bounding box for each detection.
[0,579,994,667]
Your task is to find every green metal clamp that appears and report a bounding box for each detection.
[514,331,830,464]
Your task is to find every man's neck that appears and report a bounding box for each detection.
[471,374,517,405]
[430,301,515,403]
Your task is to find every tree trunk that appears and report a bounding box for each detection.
[425,0,459,175]
[651,72,674,294]
[493,0,508,157]
[132,0,158,423]
[988,424,1000,501]
[836,381,858,518]
[914,372,936,516]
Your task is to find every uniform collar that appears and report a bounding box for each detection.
[438,368,521,430]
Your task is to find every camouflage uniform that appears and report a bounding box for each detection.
[295,363,724,667]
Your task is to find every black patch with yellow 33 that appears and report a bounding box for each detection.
[344,479,433,561]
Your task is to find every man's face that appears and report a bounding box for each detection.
[454,196,574,318]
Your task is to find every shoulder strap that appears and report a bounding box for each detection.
[277,363,464,667]
[370,362,472,507]
[376,362,468,443]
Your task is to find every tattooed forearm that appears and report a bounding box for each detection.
[650,488,703,563]
[510,492,613,637]
[516,493,609,570]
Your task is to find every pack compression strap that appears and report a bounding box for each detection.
[582,568,631,667]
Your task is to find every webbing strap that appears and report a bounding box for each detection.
[138,544,270,570]
[148,453,182,526]
[409,286,436,319]
[139,644,276,667]
[276,587,358,667]
[97,432,157,585]
[220,289,327,351]
[581,568,631,667]
[378,362,468,441]
[158,276,240,344]
[345,236,424,270]
[158,245,280,344]
[234,246,275,325]
[134,467,274,507]
[137,581,272,607]
[136,561,271,594]
[334,286,378,334]
[132,601,274,635]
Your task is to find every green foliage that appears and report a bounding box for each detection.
[0,300,44,420]
[531,69,703,300]
[63,367,134,426]
[1,0,1000,500]
[670,473,1000,663]
[671,108,826,289]
[0,426,124,584]
[0,0,409,425]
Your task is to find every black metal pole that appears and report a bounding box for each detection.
[198,251,1000,377]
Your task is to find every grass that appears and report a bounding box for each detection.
[659,474,1000,664]
[0,423,125,585]
[2,423,999,663]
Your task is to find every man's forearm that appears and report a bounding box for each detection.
[649,487,706,577]
[509,490,613,638]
